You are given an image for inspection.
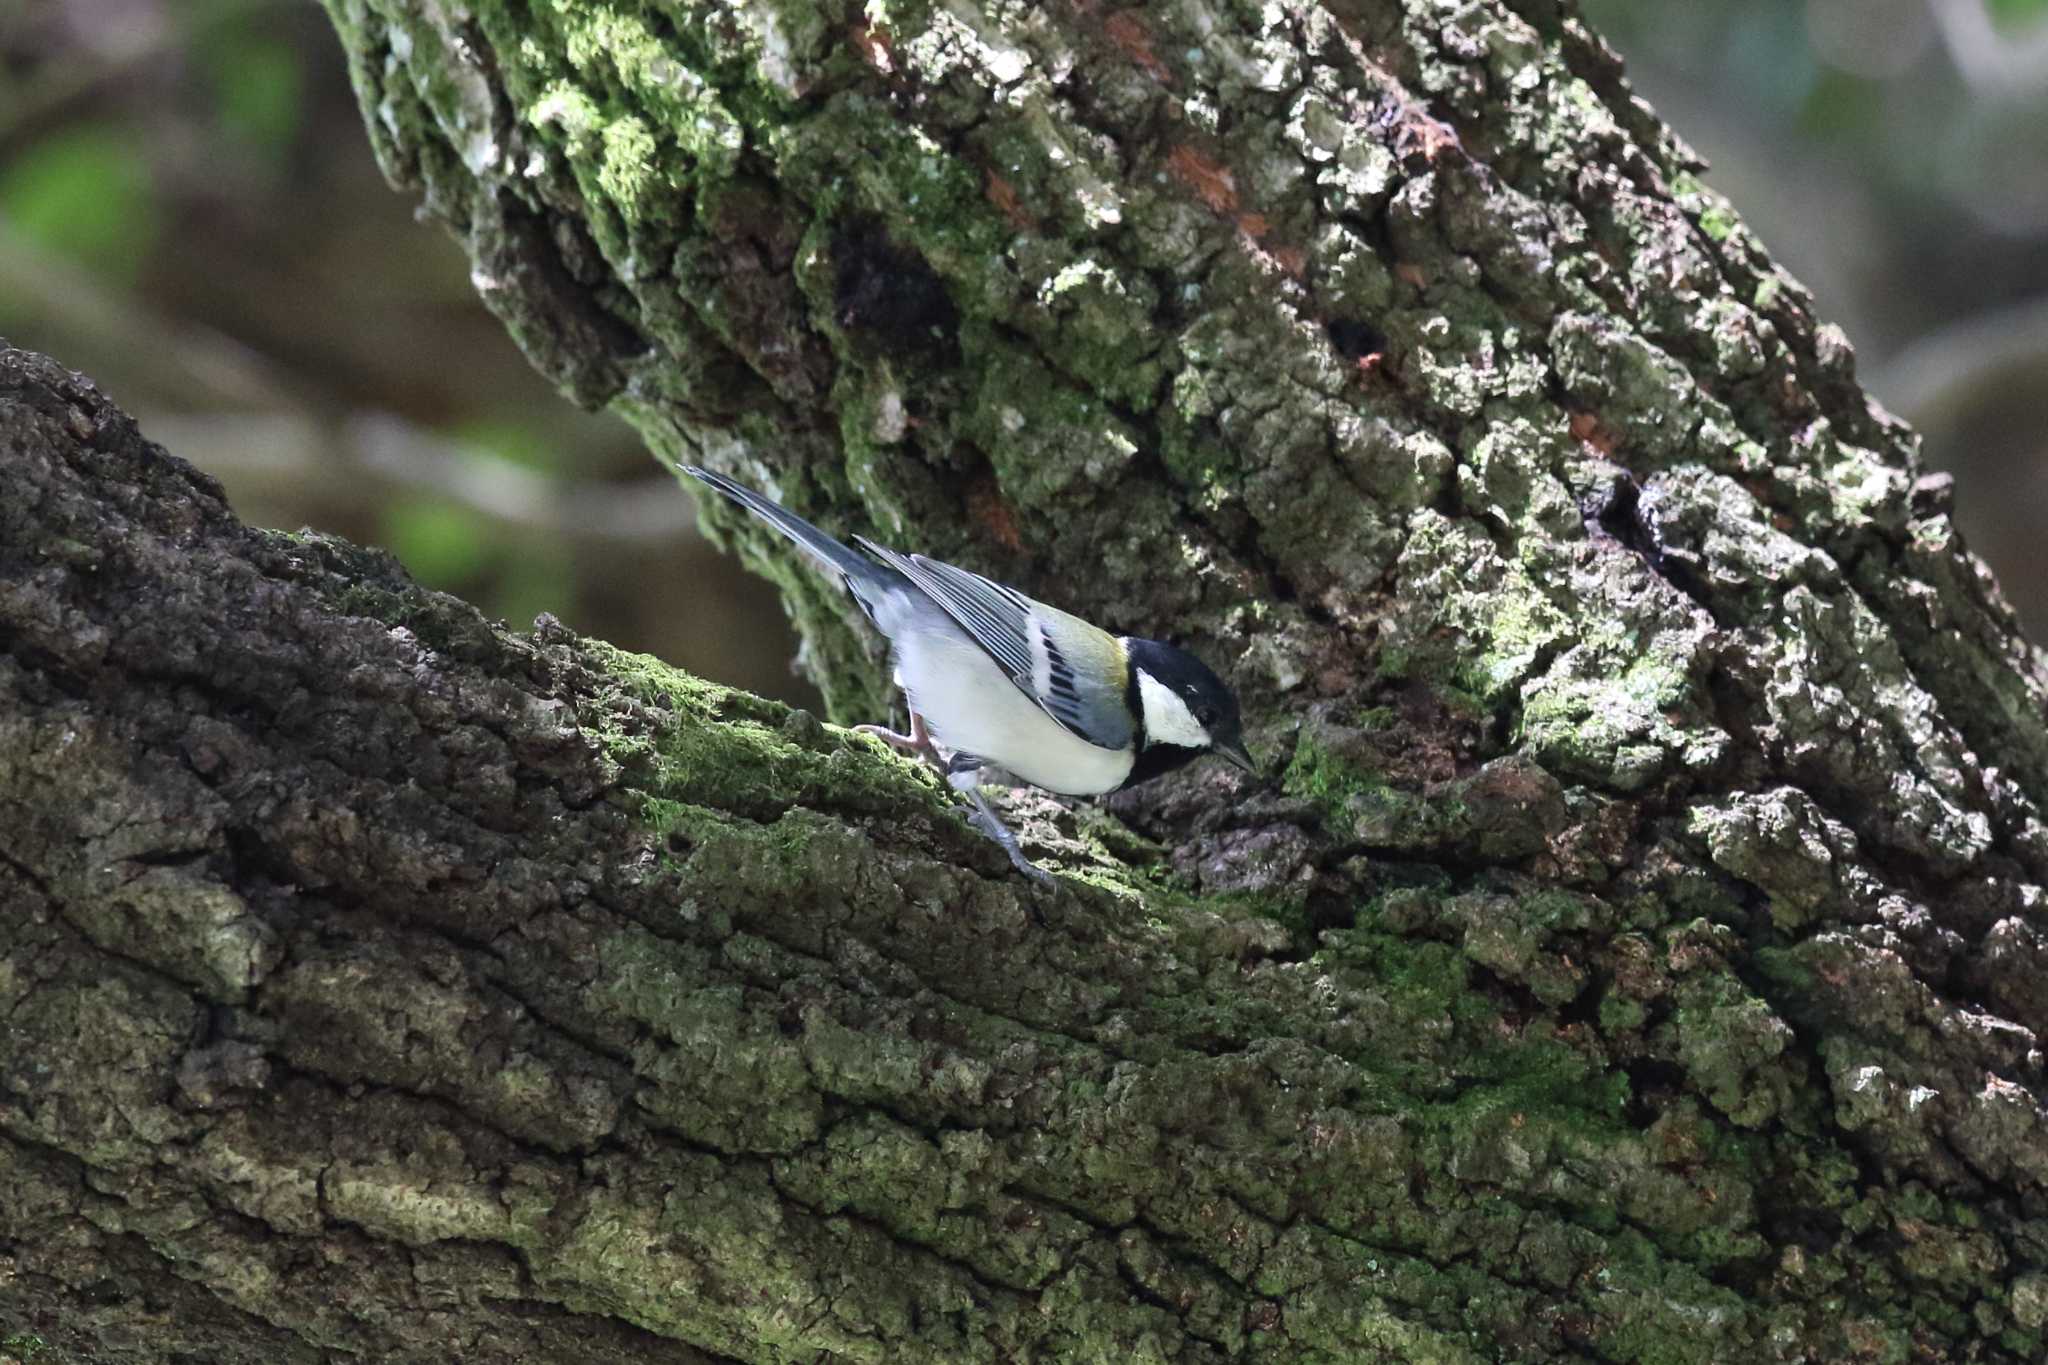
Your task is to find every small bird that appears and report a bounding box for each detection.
[684,467,1254,882]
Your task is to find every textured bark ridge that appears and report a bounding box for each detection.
[4,0,2048,1359]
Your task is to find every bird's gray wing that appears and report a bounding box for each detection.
[852,539,1133,749]
[1030,601,1136,750]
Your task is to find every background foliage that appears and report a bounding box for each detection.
[4,0,2046,683]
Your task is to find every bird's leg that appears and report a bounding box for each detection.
[855,709,946,775]
[947,755,1055,885]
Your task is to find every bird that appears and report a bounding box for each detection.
[683,466,1254,883]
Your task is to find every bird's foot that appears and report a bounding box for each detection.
[855,723,933,758]
[969,808,1057,884]
[952,761,1056,887]
[855,712,947,774]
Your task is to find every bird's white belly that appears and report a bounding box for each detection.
[894,630,1134,796]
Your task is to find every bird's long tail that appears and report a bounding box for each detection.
[684,466,876,578]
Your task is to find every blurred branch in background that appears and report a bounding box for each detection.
[159,410,698,543]
[0,0,815,705]
[0,216,295,411]
[1930,0,2048,93]
[1877,293,2048,432]
[1875,292,2048,622]
[0,0,265,142]
[0,215,685,540]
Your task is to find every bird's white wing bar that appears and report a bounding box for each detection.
[1031,616,1125,747]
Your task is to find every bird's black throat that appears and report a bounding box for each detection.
[1117,742,1210,790]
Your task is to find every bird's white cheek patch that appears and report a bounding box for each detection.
[1137,669,1210,748]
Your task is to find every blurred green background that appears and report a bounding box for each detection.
[3,0,2046,706]
[0,0,810,703]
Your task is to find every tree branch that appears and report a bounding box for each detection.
[9,0,2048,1357]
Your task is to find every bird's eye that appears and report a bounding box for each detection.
[1194,704,1218,727]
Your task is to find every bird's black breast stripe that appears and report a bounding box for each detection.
[1123,659,1146,750]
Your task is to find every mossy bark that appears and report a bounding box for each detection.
[5,0,2048,1359]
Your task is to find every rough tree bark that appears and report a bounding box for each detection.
[5,0,2048,1358]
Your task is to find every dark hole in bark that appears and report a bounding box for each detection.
[1325,316,1387,360]
[1304,884,1358,934]
[833,224,960,358]
[1622,1057,1689,1126]
[1763,1200,1844,1255]
[1556,977,1603,1029]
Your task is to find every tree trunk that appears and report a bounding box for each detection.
[6,0,2048,1357]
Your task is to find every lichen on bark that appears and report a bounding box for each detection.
[7,0,2048,1358]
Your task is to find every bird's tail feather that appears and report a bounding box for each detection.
[683,467,900,614]
[685,466,869,575]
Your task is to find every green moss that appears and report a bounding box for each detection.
[1281,728,1462,850]
[324,1154,520,1247]
[1599,993,1648,1034]
[1449,893,1591,1006]
[834,112,1006,286]
[1204,888,1312,938]
[526,1148,896,1355]
[957,332,1146,508]
[1351,783,1470,851]
[582,637,933,820]
[1284,727,1542,856]
[1579,1240,1750,1364]
[1395,512,1571,708]
[1549,312,1712,468]
[1689,790,1841,931]
[1522,647,1722,794]
[594,115,671,219]
[1281,725,1366,815]
[303,539,502,658]
[1449,1031,1615,1124]
[1029,259,1164,412]
[1665,975,1798,1128]
[530,80,603,147]
[1697,201,1738,242]
[1135,969,1302,1062]
[596,918,826,1152]
[1318,922,1469,1027]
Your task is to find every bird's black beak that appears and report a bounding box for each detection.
[1215,738,1256,775]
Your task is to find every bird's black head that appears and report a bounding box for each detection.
[1121,637,1254,786]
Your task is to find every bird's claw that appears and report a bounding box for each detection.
[1011,855,1057,886]
[982,821,1054,883]
[855,716,947,774]
[964,793,1056,886]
